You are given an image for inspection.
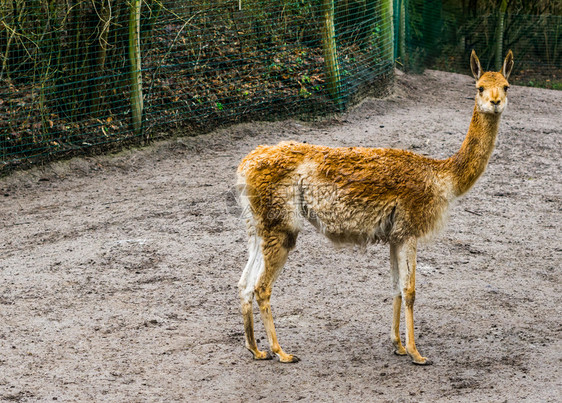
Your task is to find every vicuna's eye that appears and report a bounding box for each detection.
[478,86,484,93]
[504,86,509,92]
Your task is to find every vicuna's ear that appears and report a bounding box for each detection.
[501,50,514,80]
[470,50,482,80]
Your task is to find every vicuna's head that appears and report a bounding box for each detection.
[470,50,514,115]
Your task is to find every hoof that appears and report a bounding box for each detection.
[252,350,273,360]
[393,348,407,356]
[411,357,433,366]
[279,354,300,363]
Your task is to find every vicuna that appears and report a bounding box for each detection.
[236,50,514,365]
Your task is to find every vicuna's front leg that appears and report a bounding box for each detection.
[391,238,432,365]
[390,243,407,356]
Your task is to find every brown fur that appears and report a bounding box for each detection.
[236,50,514,364]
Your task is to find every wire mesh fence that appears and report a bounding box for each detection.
[399,0,561,83]
[0,0,394,171]
[0,1,560,173]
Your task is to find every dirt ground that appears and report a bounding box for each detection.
[1,69,561,402]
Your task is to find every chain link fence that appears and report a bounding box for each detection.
[1,1,560,173]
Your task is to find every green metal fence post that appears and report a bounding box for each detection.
[129,0,144,137]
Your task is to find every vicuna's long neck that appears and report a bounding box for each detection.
[447,104,501,197]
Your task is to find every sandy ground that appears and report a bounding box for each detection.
[1,70,561,402]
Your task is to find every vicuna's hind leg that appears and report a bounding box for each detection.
[255,231,300,363]
[239,233,271,360]
[392,238,432,365]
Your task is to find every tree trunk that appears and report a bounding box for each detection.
[321,0,341,101]
[129,0,143,137]
[398,0,406,63]
[423,0,442,65]
[495,0,507,71]
[92,0,111,116]
[380,0,394,64]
